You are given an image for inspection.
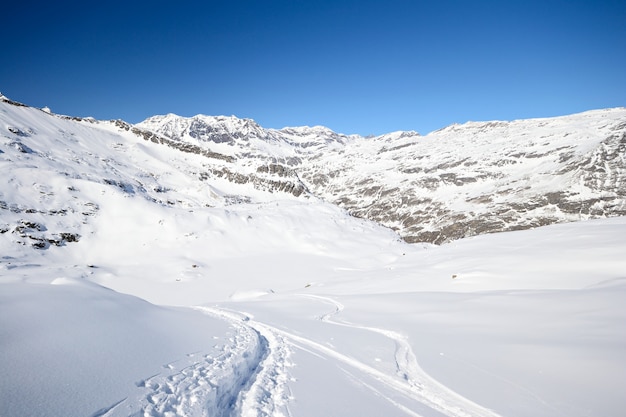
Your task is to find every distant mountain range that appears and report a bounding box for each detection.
[2,93,625,247]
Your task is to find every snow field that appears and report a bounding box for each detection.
[3,200,625,416]
[2,99,625,416]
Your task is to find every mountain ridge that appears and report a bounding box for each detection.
[136,106,626,244]
[2,93,625,246]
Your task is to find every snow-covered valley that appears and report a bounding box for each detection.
[1,95,625,417]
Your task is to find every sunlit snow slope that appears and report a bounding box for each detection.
[138,108,626,244]
[1,95,625,417]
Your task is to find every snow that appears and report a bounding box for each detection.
[1,98,625,416]
[0,279,232,417]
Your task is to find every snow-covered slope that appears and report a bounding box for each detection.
[138,107,626,243]
[1,95,625,417]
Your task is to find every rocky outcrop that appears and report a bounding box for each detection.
[3,94,625,246]
[139,109,626,244]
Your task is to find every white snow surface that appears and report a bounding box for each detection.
[136,107,626,244]
[1,98,625,417]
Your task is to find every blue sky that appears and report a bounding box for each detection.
[2,0,625,135]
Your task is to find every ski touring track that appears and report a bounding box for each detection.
[282,294,504,417]
[97,295,500,417]
[97,306,292,417]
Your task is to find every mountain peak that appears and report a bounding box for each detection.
[2,97,625,246]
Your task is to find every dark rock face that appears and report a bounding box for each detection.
[139,109,626,244]
[5,219,81,249]
[3,94,625,246]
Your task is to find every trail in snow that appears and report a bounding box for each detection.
[289,294,503,417]
[194,296,502,417]
[196,307,294,417]
[91,294,553,417]
[100,309,277,417]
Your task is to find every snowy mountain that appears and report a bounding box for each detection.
[137,107,626,243]
[1,94,625,417]
[5,92,621,248]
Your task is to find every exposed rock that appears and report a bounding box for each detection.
[3,97,625,247]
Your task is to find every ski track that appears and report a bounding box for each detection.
[292,294,503,417]
[96,296,499,417]
[99,306,292,417]
[196,306,293,417]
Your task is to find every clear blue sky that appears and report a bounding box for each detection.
[2,0,625,135]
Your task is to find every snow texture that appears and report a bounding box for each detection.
[1,96,625,417]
